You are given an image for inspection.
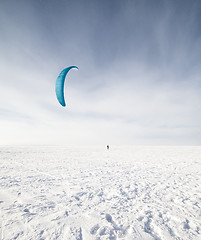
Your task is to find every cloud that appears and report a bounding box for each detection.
[1,0,201,145]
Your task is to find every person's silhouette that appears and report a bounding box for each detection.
[107,145,109,150]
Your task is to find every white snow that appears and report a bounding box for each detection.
[0,146,201,239]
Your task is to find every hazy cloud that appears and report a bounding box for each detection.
[1,0,201,145]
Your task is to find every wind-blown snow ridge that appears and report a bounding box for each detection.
[0,146,201,239]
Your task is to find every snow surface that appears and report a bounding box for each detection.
[0,146,201,240]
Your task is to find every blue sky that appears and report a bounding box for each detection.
[1,0,201,145]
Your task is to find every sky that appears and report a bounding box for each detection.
[1,0,201,145]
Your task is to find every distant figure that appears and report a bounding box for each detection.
[107,145,109,150]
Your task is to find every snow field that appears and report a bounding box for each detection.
[0,146,201,239]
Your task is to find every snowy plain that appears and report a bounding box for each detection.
[0,146,201,240]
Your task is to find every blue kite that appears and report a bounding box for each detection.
[55,66,78,107]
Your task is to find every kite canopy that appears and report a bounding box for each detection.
[55,66,78,107]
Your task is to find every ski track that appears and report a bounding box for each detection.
[0,146,201,239]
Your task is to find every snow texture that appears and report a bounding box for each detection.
[0,146,201,240]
